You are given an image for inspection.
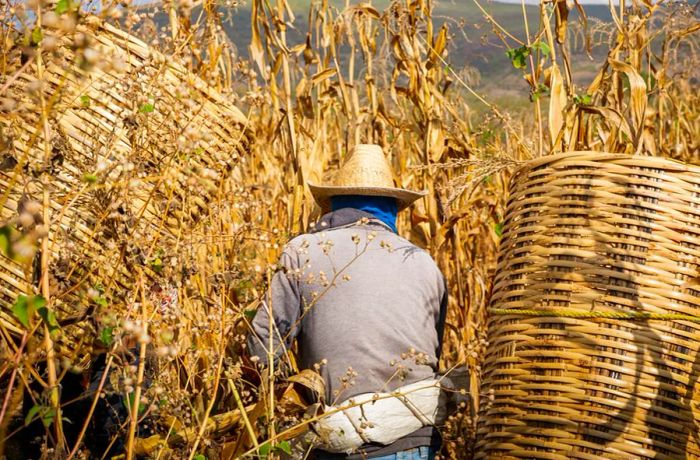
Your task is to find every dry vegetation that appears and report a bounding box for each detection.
[0,0,698,458]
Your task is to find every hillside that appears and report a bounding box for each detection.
[137,0,614,109]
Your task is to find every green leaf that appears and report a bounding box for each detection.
[258,442,272,458]
[55,0,76,13]
[100,326,115,346]
[95,296,108,307]
[37,305,59,333]
[531,83,550,102]
[12,295,48,330]
[193,455,206,460]
[150,257,163,274]
[82,173,98,183]
[123,392,146,415]
[574,94,592,105]
[55,0,69,13]
[25,405,42,426]
[80,95,91,107]
[12,295,30,328]
[0,225,16,259]
[494,222,505,238]
[138,103,155,113]
[531,41,551,57]
[243,309,257,321]
[275,440,292,455]
[506,46,529,69]
[41,407,56,428]
[31,27,42,46]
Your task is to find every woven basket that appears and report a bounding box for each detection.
[0,19,249,360]
[477,152,700,459]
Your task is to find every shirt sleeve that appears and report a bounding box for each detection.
[435,275,448,361]
[246,247,302,369]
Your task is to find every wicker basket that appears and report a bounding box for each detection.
[477,152,700,459]
[0,19,249,360]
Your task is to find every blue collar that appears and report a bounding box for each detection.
[330,195,398,233]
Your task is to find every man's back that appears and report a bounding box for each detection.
[248,208,447,457]
[249,208,446,401]
[286,209,445,403]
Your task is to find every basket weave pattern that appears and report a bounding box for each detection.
[0,20,248,358]
[477,152,700,459]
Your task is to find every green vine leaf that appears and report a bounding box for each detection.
[37,305,60,333]
[139,103,155,113]
[531,41,551,57]
[12,295,47,329]
[24,405,41,426]
[276,440,292,455]
[31,27,42,46]
[100,326,115,346]
[506,45,529,69]
[494,222,505,238]
[0,225,15,259]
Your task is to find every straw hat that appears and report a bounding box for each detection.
[308,144,427,211]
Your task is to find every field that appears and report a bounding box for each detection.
[139,0,614,112]
[1,0,699,459]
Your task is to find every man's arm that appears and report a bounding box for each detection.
[436,276,448,361]
[246,248,302,369]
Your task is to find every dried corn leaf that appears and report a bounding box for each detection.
[429,24,448,65]
[547,65,567,151]
[287,368,326,398]
[250,0,267,78]
[580,105,633,140]
[609,59,648,143]
[555,0,569,44]
[311,68,337,85]
[354,3,381,19]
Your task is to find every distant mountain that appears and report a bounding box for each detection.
[136,0,616,106]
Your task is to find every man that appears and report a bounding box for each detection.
[248,144,448,459]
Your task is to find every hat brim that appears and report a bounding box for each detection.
[308,183,428,211]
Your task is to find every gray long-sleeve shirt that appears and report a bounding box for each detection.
[248,208,448,457]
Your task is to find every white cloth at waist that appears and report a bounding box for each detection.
[311,378,446,454]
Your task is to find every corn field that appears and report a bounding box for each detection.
[0,0,699,458]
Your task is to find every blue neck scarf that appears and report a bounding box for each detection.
[331,195,398,233]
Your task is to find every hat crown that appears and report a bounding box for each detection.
[307,143,426,211]
[331,144,395,188]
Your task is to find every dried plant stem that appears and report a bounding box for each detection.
[228,379,259,449]
[275,0,304,233]
[417,34,528,155]
[187,298,227,459]
[135,404,256,455]
[0,332,28,428]
[0,58,33,96]
[520,0,543,157]
[125,274,149,460]
[267,269,276,449]
[471,0,524,45]
[34,5,64,453]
